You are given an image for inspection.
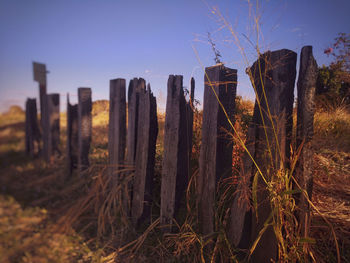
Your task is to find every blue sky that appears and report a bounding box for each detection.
[0,0,349,112]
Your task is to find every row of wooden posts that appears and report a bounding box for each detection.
[25,46,317,261]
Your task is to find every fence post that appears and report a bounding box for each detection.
[108,79,126,178]
[78,88,92,172]
[42,93,60,162]
[39,84,47,129]
[197,64,237,236]
[126,78,144,167]
[25,98,41,157]
[32,62,47,130]
[248,49,297,262]
[227,123,255,249]
[67,94,79,175]
[49,94,60,156]
[125,78,145,214]
[186,77,195,162]
[131,84,158,226]
[160,75,192,230]
[295,46,317,237]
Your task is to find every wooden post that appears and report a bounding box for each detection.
[42,95,49,162]
[67,94,78,175]
[108,79,126,177]
[39,83,47,129]
[78,88,92,172]
[126,78,145,167]
[248,49,297,262]
[32,62,47,130]
[295,46,317,237]
[25,98,41,156]
[227,123,255,249]
[125,78,145,215]
[197,64,237,236]
[42,93,60,162]
[49,94,60,156]
[160,75,192,230]
[186,77,195,162]
[131,84,158,226]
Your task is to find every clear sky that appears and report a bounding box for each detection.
[0,0,349,112]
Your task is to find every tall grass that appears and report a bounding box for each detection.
[191,1,341,262]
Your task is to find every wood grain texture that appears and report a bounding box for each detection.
[108,80,126,177]
[296,45,317,236]
[198,64,237,236]
[42,94,60,163]
[160,75,192,231]
[132,84,158,226]
[249,49,297,263]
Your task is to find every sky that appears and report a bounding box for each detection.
[0,0,350,113]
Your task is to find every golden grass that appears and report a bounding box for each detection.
[1,96,350,262]
[314,106,350,152]
[0,195,97,263]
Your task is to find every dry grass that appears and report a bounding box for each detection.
[0,195,97,263]
[314,104,350,152]
[1,93,350,262]
[311,107,350,262]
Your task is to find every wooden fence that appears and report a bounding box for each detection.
[26,46,317,262]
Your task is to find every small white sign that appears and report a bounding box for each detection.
[33,62,47,85]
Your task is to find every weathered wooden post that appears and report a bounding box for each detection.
[108,79,126,178]
[160,75,193,230]
[32,62,47,129]
[49,94,60,156]
[248,49,297,262]
[25,98,41,156]
[186,77,195,162]
[126,78,144,167]
[197,64,237,236]
[131,84,158,226]
[67,94,78,175]
[295,46,317,237]
[125,78,145,214]
[78,88,92,172]
[42,93,60,162]
[227,123,255,249]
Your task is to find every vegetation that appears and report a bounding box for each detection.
[0,93,349,262]
[317,33,350,107]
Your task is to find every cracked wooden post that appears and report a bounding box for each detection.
[42,93,60,162]
[186,77,195,162]
[125,78,145,214]
[108,79,126,179]
[78,88,92,172]
[126,78,144,167]
[295,46,317,237]
[67,94,78,175]
[25,98,41,157]
[160,75,193,231]
[131,84,158,226]
[197,64,237,236]
[248,49,297,263]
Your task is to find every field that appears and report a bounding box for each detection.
[0,100,349,262]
